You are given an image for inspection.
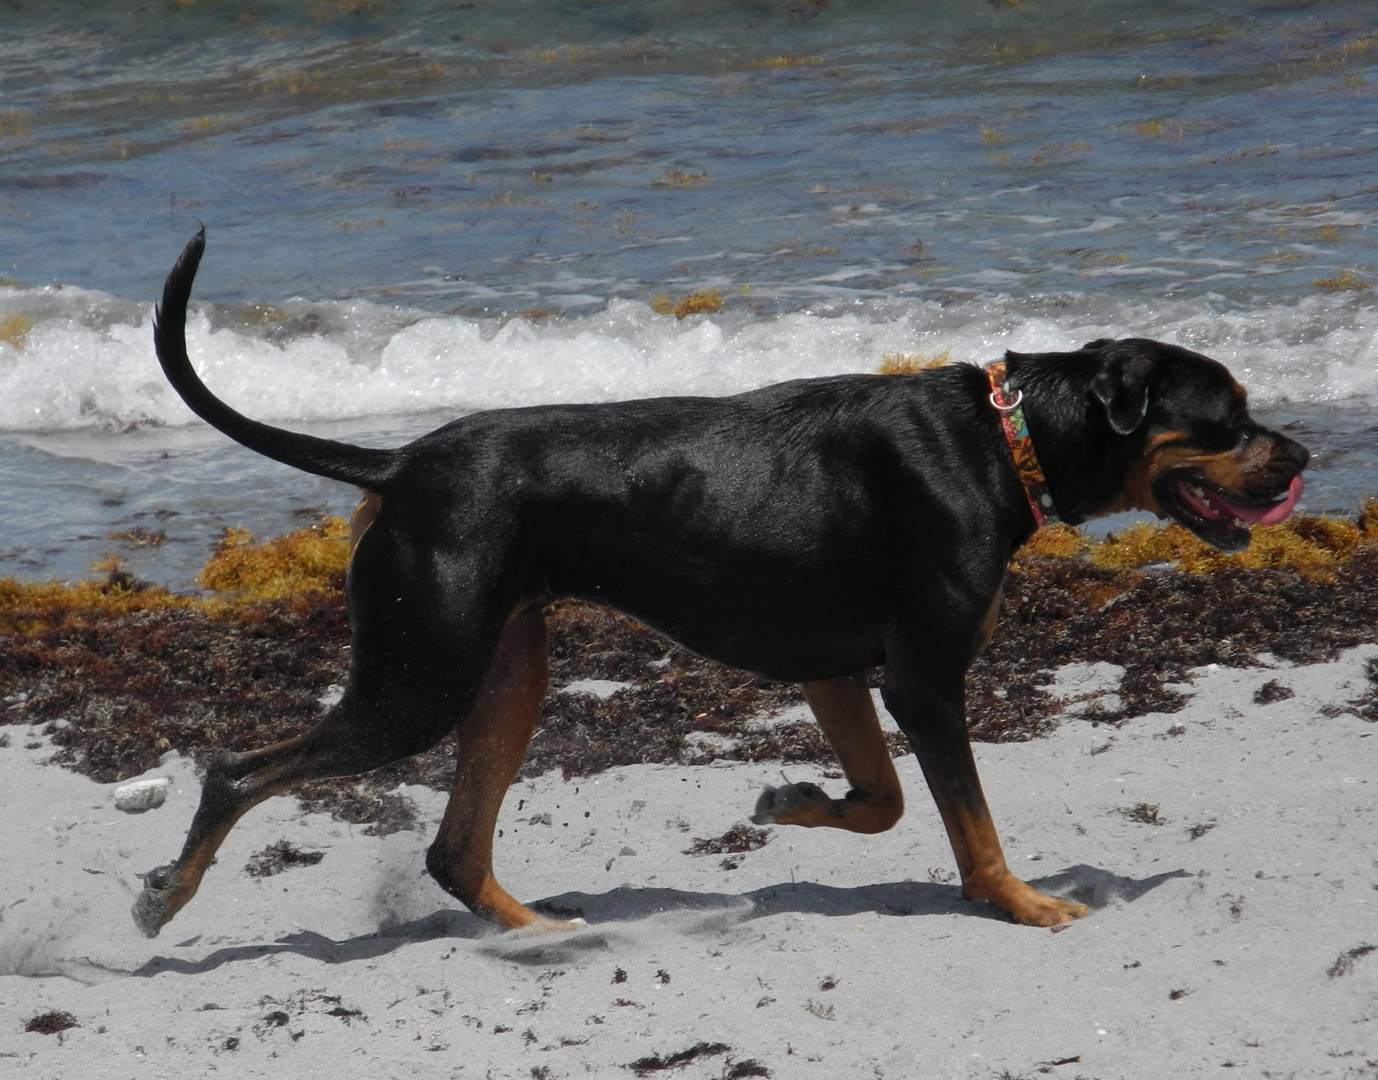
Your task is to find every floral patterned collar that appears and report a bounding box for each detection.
[985,361,1061,529]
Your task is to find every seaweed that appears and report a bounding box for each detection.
[627,1041,731,1075]
[1327,943,1376,979]
[244,839,325,878]
[0,313,34,349]
[1117,803,1163,826]
[1253,679,1295,705]
[1314,270,1372,292]
[877,350,950,374]
[650,288,724,319]
[198,517,351,598]
[24,1011,79,1035]
[684,825,772,856]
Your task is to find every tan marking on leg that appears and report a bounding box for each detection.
[969,587,1002,664]
[753,674,903,835]
[922,758,1088,927]
[133,732,337,936]
[427,607,569,931]
[349,491,381,553]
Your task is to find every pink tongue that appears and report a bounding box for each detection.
[1214,474,1304,525]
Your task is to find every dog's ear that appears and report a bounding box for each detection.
[1088,345,1154,435]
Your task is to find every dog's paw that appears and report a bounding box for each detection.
[131,864,177,938]
[751,781,837,826]
[131,888,170,939]
[519,915,587,936]
[1016,896,1090,927]
[963,870,1092,927]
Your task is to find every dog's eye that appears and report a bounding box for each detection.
[1186,422,1241,452]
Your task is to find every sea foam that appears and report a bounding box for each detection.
[0,286,1374,434]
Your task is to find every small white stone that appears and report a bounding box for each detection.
[114,777,170,813]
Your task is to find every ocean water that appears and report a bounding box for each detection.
[0,0,1375,587]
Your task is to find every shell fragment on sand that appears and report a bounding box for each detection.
[113,777,170,813]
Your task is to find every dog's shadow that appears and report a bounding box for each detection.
[544,861,1190,924]
[129,864,1188,977]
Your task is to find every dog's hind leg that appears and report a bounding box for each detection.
[131,685,450,938]
[133,552,507,936]
[751,674,904,834]
[423,606,572,931]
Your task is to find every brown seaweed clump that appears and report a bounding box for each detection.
[1020,498,1378,579]
[877,351,950,374]
[24,1011,79,1036]
[649,288,724,319]
[197,517,351,597]
[3,510,1378,829]
[0,527,351,784]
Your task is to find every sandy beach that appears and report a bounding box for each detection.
[3,643,1374,1079]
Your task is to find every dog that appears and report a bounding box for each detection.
[133,229,1308,937]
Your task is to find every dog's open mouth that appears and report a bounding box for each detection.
[1158,472,1303,551]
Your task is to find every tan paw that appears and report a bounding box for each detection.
[964,871,1091,927]
[1009,895,1090,927]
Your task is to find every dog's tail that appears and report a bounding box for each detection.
[153,229,402,492]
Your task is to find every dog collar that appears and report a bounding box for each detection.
[986,361,1061,528]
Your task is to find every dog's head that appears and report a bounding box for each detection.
[1015,338,1309,552]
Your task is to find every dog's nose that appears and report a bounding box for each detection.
[1281,435,1310,472]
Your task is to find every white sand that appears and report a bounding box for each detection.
[2,647,1375,1078]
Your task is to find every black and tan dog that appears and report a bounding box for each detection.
[133,230,1307,936]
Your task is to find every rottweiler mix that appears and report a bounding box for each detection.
[133,230,1307,936]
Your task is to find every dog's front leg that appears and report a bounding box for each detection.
[752,673,904,834]
[882,662,1089,928]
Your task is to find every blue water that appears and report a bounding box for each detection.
[0,0,1375,586]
